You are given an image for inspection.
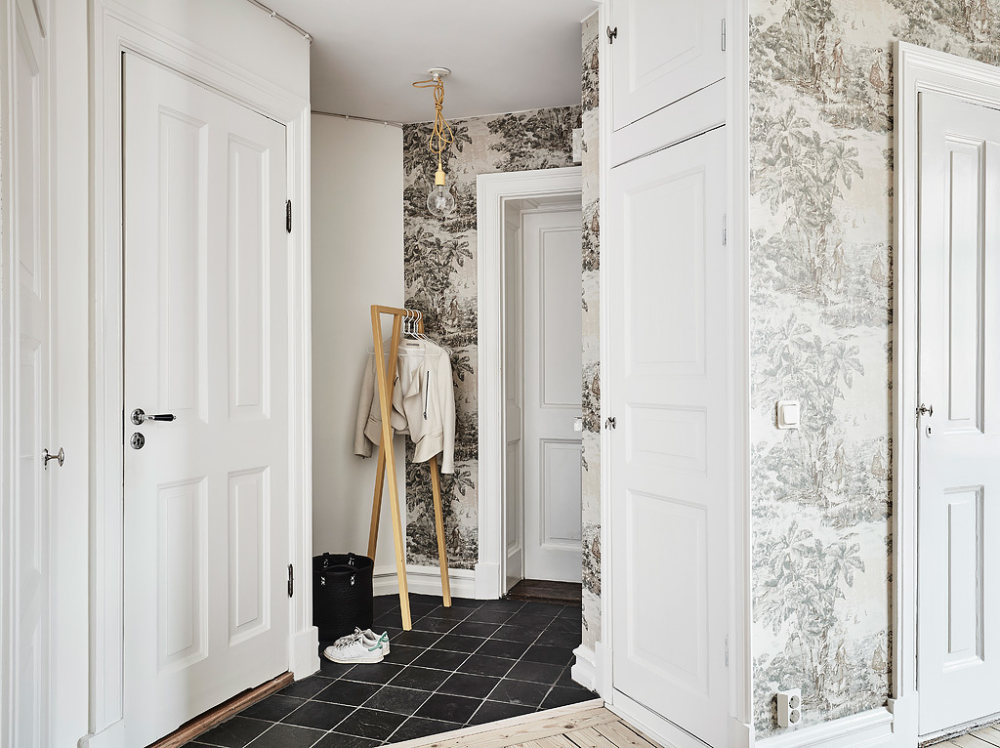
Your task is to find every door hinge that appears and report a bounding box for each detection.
[722,214,728,246]
[287,564,294,597]
[605,416,617,430]
[286,199,292,234]
[724,635,730,667]
[721,18,727,51]
[607,25,618,44]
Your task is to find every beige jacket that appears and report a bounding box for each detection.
[353,339,456,473]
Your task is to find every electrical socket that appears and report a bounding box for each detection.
[776,688,802,728]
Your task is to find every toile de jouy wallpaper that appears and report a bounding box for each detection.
[401,106,581,569]
[580,11,602,654]
[749,0,1000,735]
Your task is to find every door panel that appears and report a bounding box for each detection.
[611,0,726,131]
[609,127,730,747]
[122,53,289,746]
[8,2,52,744]
[917,91,1000,734]
[522,209,583,583]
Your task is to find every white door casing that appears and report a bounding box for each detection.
[3,1,53,744]
[608,125,730,748]
[504,212,524,589]
[122,52,290,746]
[522,208,584,583]
[916,90,1000,735]
[609,0,726,132]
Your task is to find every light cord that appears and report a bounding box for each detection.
[412,76,455,172]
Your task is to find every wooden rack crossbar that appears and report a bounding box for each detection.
[366,305,451,630]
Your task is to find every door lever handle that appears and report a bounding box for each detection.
[131,408,176,425]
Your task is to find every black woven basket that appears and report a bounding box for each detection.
[312,553,374,642]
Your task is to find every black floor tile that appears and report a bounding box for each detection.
[451,621,501,638]
[281,700,354,731]
[523,602,564,616]
[362,685,431,716]
[557,605,583,619]
[486,678,551,708]
[314,679,381,706]
[240,695,305,722]
[411,649,468,671]
[426,605,475,620]
[466,607,515,624]
[489,625,538,643]
[389,665,451,691]
[341,662,404,684]
[279,676,333,700]
[334,707,407,741]
[438,672,499,699]
[546,617,581,634]
[196,716,270,748]
[522,645,575,666]
[390,716,463,741]
[468,699,535,725]
[393,629,442,648]
[311,733,381,748]
[382,644,422,665]
[318,658,357,679]
[245,724,325,748]
[413,617,458,634]
[478,600,523,613]
[477,638,531,659]
[507,660,564,685]
[535,627,578,648]
[414,692,482,723]
[541,685,596,710]
[433,634,485,653]
[457,654,517,678]
[507,613,557,629]
[446,597,482,609]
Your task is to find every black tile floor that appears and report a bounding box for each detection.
[185,594,594,748]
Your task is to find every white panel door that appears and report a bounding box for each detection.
[5,2,53,745]
[122,53,289,746]
[522,208,583,583]
[609,127,730,747]
[610,0,726,131]
[917,91,1000,735]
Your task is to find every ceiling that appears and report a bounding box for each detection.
[263,0,598,123]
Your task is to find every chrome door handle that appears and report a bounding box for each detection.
[916,403,934,417]
[43,447,65,469]
[131,408,176,425]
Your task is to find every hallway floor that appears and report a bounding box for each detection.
[928,723,1000,747]
[184,594,593,747]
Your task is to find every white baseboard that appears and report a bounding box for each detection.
[373,564,479,600]
[289,625,320,679]
[475,560,501,599]
[755,707,896,748]
[78,719,123,748]
[571,644,597,691]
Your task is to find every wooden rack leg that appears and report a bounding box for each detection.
[367,445,387,559]
[428,456,452,607]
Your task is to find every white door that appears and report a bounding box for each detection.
[505,216,524,588]
[917,91,1000,735]
[522,208,583,583]
[5,2,53,744]
[609,127,730,747]
[610,0,726,131]
[122,53,290,746]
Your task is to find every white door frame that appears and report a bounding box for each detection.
[84,4,315,745]
[893,40,1000,745]
[475,166,582,599]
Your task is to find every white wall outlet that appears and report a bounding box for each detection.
[776,688,802,728]
[572,127,583,162]
[776,400,801,429]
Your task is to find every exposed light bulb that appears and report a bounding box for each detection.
[427,167,456,218]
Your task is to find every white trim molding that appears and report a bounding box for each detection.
[755,708,895,748]
[475,166,583,600]
[373,564,478,600]
[571,644,598,691]
[893,40,1000,746]
[86,2,313,744]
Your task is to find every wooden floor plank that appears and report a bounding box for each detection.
[594,721,657,748]
[948,735,992,748]
[972,729,1000,748]
[562,726,617,748]
[514,738,579,748]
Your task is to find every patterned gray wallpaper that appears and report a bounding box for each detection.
[401,107,581,569]
[580,12,602,653]
[749,0,1000,735]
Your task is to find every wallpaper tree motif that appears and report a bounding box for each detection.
[402,106,581,569]
[749,0,999,735]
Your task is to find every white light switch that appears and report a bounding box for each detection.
[573,418,584,433]
[776,400,800,429]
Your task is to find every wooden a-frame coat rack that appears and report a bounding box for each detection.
[366,305,451,630]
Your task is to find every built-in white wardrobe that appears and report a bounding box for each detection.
[597,1,751,746]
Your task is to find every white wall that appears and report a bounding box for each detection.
[311,114,406,570]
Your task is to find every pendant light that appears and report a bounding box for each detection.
[413,67,456,218]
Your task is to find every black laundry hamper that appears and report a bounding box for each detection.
[312,553,374,642]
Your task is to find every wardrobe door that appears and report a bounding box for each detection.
[609,0,726,131]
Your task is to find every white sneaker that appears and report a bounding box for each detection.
[332,628,390,656]
[323,632,384,664]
